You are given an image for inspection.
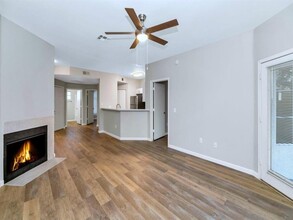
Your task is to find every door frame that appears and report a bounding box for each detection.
[258,47,293,199]
[85,89,98,125]
[65,89,77,122]
[149,78,170,144]
[54,85,65,131]
[65,88,83,126]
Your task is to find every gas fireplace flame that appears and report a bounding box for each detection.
[12,140,34,171]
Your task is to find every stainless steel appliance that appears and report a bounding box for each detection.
[130,94,145,109]
[130,96,138,109]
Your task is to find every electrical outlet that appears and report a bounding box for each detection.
[173,108,177,113]
[114,124,117,129]
[199,137,203,143]
[213,142,218,148]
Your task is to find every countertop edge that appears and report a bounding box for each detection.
[101,108,150,112]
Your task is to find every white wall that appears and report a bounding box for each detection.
[146,31,256,172]
[69,67,119,109]
[68,67,141,109]
[0,16,54,184]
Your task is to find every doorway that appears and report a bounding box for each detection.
[259,50,293,200]
[86,89,98,125]
[150,79,169,143]
[66,89,82,125]
[118,89,126,109]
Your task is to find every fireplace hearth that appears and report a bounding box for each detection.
[4,126,47,183]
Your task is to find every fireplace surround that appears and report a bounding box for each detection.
[4,126,47,183]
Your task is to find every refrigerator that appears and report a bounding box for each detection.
[130,96,137,109]
[130,94,145,109]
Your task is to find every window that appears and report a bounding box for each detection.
[67,91,72,101]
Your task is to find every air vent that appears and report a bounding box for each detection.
[82,71,90,75]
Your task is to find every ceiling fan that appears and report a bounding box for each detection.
[104,8,179,49]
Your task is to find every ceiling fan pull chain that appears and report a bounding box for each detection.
[146,40,149,71]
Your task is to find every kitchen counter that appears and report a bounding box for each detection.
[99,108,149,140]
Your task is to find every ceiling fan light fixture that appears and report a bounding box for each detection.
[137,33,148,42]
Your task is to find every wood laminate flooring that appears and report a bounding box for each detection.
[0,122,293,219]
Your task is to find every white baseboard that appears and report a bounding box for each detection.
[120,137,149,141]
[0,180,4,187]
[99,130,148,141]
[99,130,120,140]
[169,145,259,178]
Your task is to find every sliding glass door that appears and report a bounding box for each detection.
[259,52,293,200]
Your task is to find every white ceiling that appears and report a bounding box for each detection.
[1,0,293,77]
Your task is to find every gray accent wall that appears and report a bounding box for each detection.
[1,17,54,122]
[146,31,256,171]
[0,15,2,185]
[145,4,293,173]
[102,110,120,137]
[253,4,293,170]
[254,4,293,62]
[0,16,54,183]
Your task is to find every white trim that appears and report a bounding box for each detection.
[85,89,98,125]
[55,85,66,130]
[0,180,4,187]
[120,137,149,141]
[98,130,120,139]
[149,78,170,144]
[258,50,293,200]
[259,47,293,64]
[98,130,148,141]
[66,88,83,126]
[169,145,259,178]
[258,60,262,179]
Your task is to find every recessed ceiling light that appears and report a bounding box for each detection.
[54,59,58,64]
[131,71,145,78]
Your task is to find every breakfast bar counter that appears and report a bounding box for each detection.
[99,108,149,140]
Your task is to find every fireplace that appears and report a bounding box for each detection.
[4,126,47,183]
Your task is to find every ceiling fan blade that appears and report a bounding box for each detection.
[130,38,139,49]
[125,8,142,30]
[146,19,179,34]
[148,34,168,45]
[105,32,134,35]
